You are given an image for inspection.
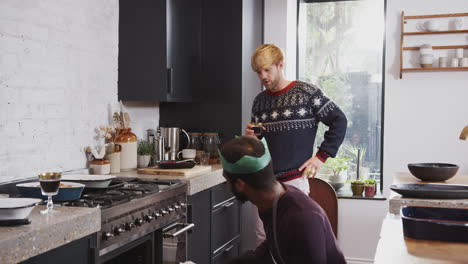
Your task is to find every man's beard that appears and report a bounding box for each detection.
[231,185,249,203]
[264,76,280,91]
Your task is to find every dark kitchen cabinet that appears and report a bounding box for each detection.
[187,188,211,264]
[20,234,97,264]
[159,0,264,141]
[118,0,202,102]
[187,182,241,264]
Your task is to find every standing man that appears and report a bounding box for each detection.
[246,44,347,244]
[219,136,346,264]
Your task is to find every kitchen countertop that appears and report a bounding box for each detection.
[0,205,100,264]
[374,213,468,264]
[389,172,468,214]
[116,164,225,195]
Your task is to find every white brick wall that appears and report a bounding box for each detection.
[0,0,161,182]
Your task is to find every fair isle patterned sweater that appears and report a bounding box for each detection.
[251,80,347,182]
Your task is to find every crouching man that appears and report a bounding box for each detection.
[219,136,346,264]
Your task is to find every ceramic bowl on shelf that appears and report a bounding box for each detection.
[420,54,434,68]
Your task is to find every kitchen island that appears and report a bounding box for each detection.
[0,206,100,264]
[389,172,468,214]
[375,172,468,263]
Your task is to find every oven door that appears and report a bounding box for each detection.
[162,219,195,264]
[100,232,155,264]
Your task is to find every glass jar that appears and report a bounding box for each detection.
[189,132,204,151]
[203,133,220,159]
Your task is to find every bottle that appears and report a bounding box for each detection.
[115,128,137,171]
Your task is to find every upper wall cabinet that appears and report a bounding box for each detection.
[118,0,202,102]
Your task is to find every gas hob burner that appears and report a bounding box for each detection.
[60,177,183,209]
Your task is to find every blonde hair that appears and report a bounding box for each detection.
[251,44,284,72]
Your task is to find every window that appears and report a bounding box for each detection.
[298,0,385,189]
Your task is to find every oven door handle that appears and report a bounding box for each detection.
[163,223,195,238]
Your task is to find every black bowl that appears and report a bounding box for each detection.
[407,163,459,182]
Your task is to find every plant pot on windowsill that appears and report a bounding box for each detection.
[351,181,365,196]
[364,179,376,197]
[329,171,347,191]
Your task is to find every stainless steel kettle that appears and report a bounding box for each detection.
[160,127,191,160]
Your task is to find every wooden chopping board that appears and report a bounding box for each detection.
[137,165,212,178]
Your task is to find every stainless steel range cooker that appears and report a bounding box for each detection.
[63,178,193,264]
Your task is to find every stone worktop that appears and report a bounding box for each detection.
[374,213,468,264]
[116,164,225,195]
[389,172,468,214]
[0,205,100,264]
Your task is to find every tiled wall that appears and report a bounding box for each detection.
[0,1,127,182]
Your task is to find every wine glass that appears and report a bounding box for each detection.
[38,172,62,214]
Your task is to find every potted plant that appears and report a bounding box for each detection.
[350,179,365,196]
[364,179,376,197]
[323,156,349,190]
[137,140,153,168]
[343,144,369,180]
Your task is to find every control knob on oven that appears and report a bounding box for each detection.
[144,214,154,222]
[135,218,144,226]
[160,209,169,216]
[173,204,181,210]
[125,222,136,231]
[113,226,125,236]
[152,211,161,218]
[102,231,114,240]
[179,202,187,208]
[167,206,175,213]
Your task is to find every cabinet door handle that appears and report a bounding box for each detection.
[167,67,173,94]
[223,201,235,208]
[224,244,234,253]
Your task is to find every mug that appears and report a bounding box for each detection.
[439,57,448,67]
[177,149,196,160]
[453,18,463,30]
[450,58,459,67]
[460,57,468,67]
[422,20,439,31]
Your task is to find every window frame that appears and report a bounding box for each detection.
[296,0,387,192]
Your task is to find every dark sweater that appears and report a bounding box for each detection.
[229,185,346,264]
[251,80,347,182]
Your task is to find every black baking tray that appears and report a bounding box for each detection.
[158,160,196,169]
[390,184,468,199]
[401,206,468,243]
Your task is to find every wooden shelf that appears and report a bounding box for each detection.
[403,30,468,35]
[403,45,468,51]
[402,67,468,72]
[399,11,468,79]
[404,12,468,20]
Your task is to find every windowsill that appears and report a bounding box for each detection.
[335,183,386,200]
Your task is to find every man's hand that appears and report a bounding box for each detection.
[299,156,324,178]
[245,123,266,138]
[245,123,257,138]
